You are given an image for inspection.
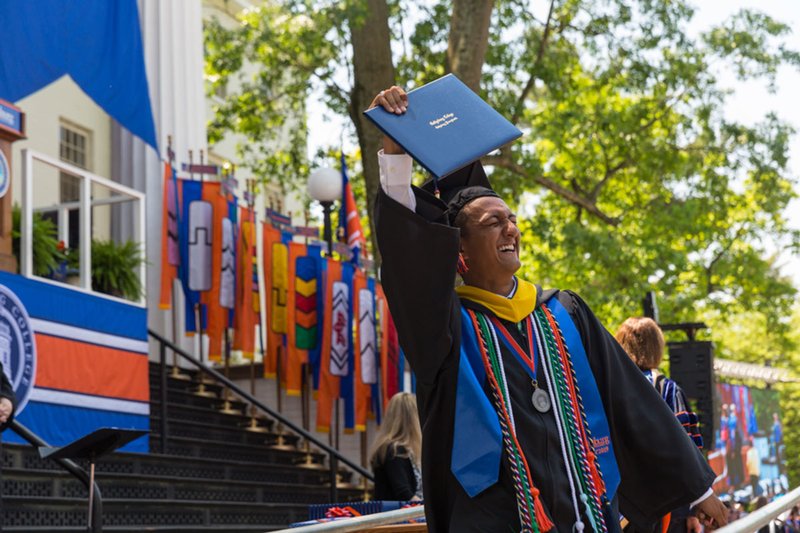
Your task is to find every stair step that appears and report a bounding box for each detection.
[153,435,324,465]
[3,468,365,503]
[3,496,309,528]
[149,373,226,393]
[5,444,339,485]
[6,527,282,533]
[148,401,275,430]
[149,417,296,447]
[157,389,249,411]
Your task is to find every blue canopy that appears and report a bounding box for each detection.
[0,0,159,153]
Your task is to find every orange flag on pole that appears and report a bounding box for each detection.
[376,282,399,411]
[233,207,256,358]
[159,163,179,309]
[262,222,283,377]
[284,242,307,395]
[316,258,342,433]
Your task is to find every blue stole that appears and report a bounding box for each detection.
[451,295,621,503]
[548,297,620,500]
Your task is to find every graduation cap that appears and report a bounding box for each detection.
[419,161,500,226]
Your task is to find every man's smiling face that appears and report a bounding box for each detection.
[458,196,521,287]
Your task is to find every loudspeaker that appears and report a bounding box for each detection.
[667,341,715,449]
[642,291,660,323]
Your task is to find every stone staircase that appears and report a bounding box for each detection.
[2,363,365,531]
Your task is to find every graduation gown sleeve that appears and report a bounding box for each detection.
[559,291,715,528]
[375,186,461,385]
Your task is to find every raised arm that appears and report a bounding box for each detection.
[370,86,462,385]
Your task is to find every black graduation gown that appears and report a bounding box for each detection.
[375,184,716,533]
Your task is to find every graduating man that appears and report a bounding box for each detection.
[371,86,727,533]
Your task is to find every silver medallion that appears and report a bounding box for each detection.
[532,387,551,413]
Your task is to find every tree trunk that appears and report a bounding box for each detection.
[446,0,494,92]
[349,0,395,266]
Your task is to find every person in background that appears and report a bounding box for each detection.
[728,406,744,489]
[369,392,423,501]
[752,496,769,533]
[772,413,784,474]
[746,436,761,497]
[783,505,799,532]
[615,317,704,533]
[0,368,13,428]
[0,362,16,531]
[720,404,729,446]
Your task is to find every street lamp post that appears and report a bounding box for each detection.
[306,166,343,490]
[321,201,334,257]
[307,167,342,258]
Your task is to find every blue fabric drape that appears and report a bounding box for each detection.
[0,0,158,152]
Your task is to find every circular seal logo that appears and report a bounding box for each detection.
[0,284,36,414]
[0,151,9,199]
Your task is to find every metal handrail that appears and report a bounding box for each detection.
[9,420,103,532]
[271,505,426,532]
[148,329,374,502]
[715,485,800,533]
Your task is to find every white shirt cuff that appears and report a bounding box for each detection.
[378,149,416,211]
[690,488,714,509]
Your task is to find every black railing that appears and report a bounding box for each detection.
[148,329,374,502]
[9,420,103,532]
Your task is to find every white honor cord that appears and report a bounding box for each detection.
[486,319,517,435]
[532,314,584,531]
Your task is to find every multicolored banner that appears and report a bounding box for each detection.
[159,165,407,434]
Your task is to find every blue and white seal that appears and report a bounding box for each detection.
[0,150,9,199]
[0,284,36,414]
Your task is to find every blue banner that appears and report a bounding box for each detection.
[0,0,158,152]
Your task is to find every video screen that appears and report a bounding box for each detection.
[707,383,787,500]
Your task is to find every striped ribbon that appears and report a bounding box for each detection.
[468,309,553,533]
[536,306,606,533]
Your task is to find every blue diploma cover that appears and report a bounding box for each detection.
[364,74,522,177]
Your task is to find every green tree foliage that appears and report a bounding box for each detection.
[464,2,800,330]
[206,0,800,479]
[206,1,799,317]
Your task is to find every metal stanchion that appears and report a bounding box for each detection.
[245,355,269,433]
[192,305,216,398]
[297,438,325,469]
[218,329,240,414]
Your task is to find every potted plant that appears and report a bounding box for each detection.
[11,205,66,277]
[88,239,145,300]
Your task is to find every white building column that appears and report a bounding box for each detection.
[112,0,207,354]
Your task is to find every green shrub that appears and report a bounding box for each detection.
[89,239,144,300]
[11,205,65,277]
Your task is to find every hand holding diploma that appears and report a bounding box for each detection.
[369,86,408,155]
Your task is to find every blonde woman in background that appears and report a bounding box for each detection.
[369,392,423,501]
